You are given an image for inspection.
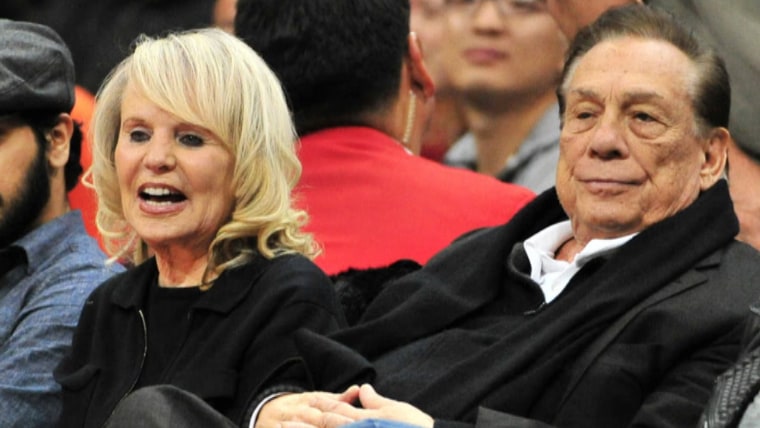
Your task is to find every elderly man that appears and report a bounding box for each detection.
[545,0,760,251]
[255,5,760,428]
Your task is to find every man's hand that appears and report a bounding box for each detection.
[352,384,434,428]
[278,384,434,428]
[257,384,434,428]
[256,386,360,428]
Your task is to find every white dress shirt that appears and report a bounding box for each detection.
[522,220,637,303]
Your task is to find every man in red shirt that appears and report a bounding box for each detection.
[234,0,535,275]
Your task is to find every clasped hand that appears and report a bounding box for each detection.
[256,384,434,428]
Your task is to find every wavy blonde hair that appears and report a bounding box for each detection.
[88,28,317,283]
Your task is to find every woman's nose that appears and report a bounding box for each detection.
[143,135,176,172]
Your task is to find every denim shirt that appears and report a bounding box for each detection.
[0,211,123,427]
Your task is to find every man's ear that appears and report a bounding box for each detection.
[700,126,729,190]
[406,32,435,100]
[47,113,74,169]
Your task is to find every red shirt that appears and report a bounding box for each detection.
[295,127,535,274]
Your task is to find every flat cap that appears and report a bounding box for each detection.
[0,19,75,114]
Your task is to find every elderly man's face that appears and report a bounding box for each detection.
[545,0,636,38]
[556,37,723,243]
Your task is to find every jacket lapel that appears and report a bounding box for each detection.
[557,251,718,409]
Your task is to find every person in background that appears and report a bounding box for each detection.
[0,0,216,93]
[256,6,760,428]
[544,0,632,37]
[54,28,354,427]
[544,0,760,250]
[213,0,237,33]
[0,19,121,427]
[67,85,100,242]
[234,0,535,276]
[441,0,567,193]
[410,0,468,162]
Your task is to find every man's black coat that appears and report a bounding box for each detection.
[302,181,760,428]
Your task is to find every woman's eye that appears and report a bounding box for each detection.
[577,111,593,120]
[129,130,150,142]
[179,134,204,147]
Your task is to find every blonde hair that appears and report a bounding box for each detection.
[88,28,317,282]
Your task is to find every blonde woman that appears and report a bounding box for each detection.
[55,28,353,427]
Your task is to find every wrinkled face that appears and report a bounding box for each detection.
[557,37,716,242]
[115,84,235,258]
[442,0,566,100]
[545,0,635,39]
[0,119,50,248]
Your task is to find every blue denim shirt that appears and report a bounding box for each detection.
[0,211,123,427]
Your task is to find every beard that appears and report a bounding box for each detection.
[0,144,51,248]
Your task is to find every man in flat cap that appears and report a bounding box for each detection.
[0,19,122,426]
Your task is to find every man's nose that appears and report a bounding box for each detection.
[471,0,509,29]
[588,115,629,160]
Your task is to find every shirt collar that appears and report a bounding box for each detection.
[301,126,413,156]
[12,211,86,275]
[523,219,637,277]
